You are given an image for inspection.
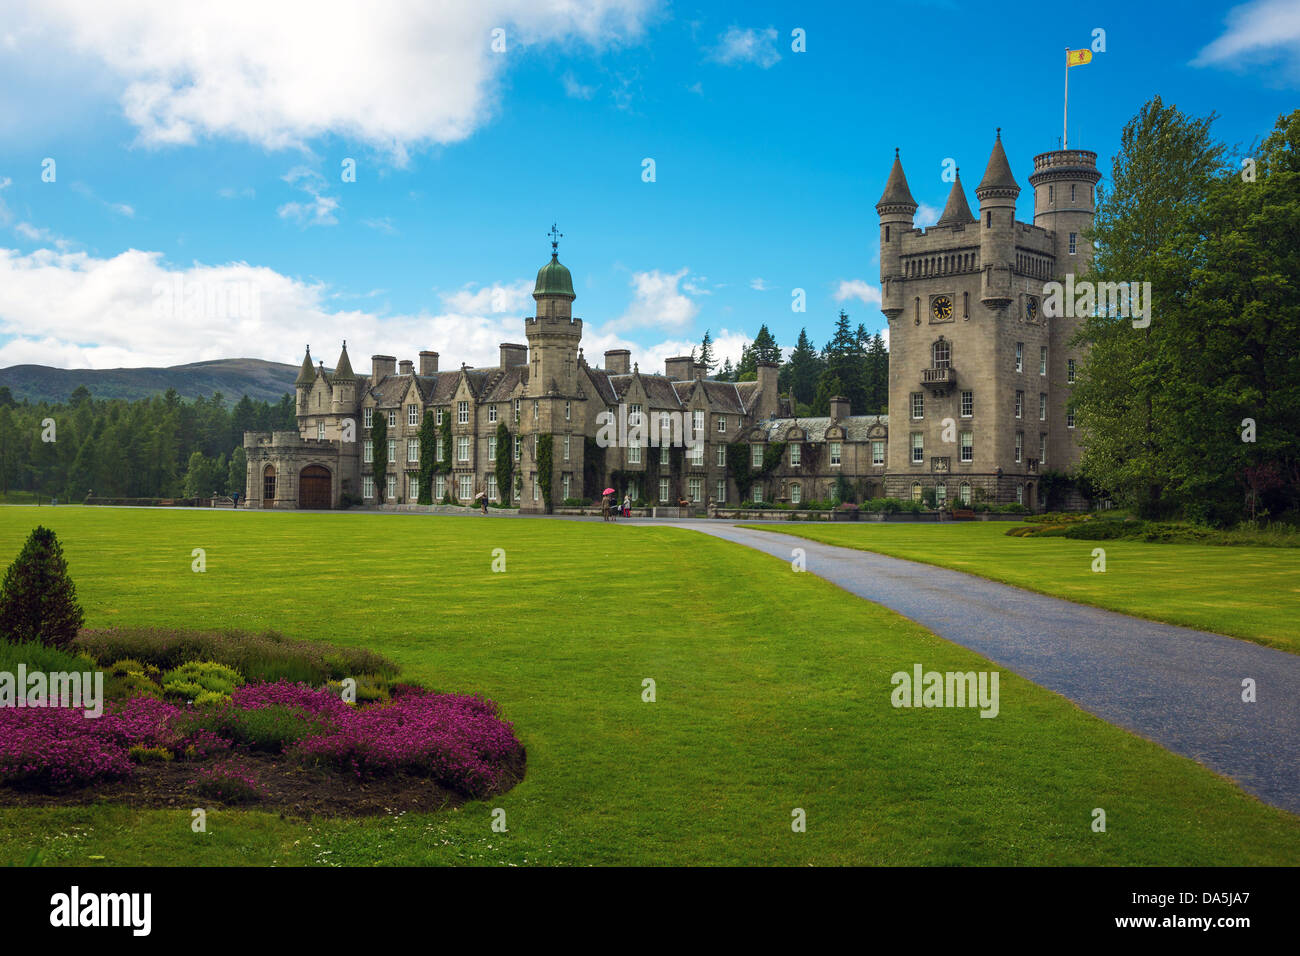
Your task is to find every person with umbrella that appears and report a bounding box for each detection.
[602,487,615,522]
[475,490,488,515]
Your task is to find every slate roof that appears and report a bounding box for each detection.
[750,414,888,441]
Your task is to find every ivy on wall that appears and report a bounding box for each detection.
[495,422,513,505]
[417,410,437,504]
[537,433,554,513]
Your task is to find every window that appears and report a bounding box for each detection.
[872,441,885,466]
[911,393,924,419]
[1067,406,1076,429]
[830,441,842,466]
[408,404,418,427]
[629,443,642,464]
[459,475,472,500]
[1067,359,1076,384]
[690,442,704,466]
[716,445,726,467]
[932,340,950,369]
[1040,434,1047,465]
[513,400,520,424]
[386,474,396,500]
[790,483,802,505]
[363,439,373,463]
[514,436,521,461]
[911,432,924,464]
[911,482,922,502]
[1039,393,1047,421]
[960,390,973,417]
[659,478,670,502]
[689,477,702,502]
[436,408,443,425]
[388,411,396,428]
[1017,484,1024,505]
[407,439,419,462]
[363,475,374,500]
[563,474,571,499]
[1015,390,1023,419]
[387,438,396,463]
[565,401,571,421]
[717,416,727,433]
[752,444,764,468]
[458,401,468,425]
[1015,343,1024,372]
[533,477,540,502]
[408,475,418,500]
[715,479,726,504]
[935,484,946,506]
[960,481,971,506]
[753,486,764,505]
[1070,184,1076,203]
[659,412,673,442]
[364,407,373,428]
[1048,184,1054,204]
[488,475,498,501]
[263,468,277,501]
[435,475,446,500]
[489,404,498,423]
[960,430,973,462]
[488,436,497,462]
[563,435,571,461]
[692,410,704,437]
[532,400,539,421]
[790,444,801,466]
[1015,431,1024,463]
[986,211,992,228]
[1069,232,1078,255]
[435,436,443,461]
[629,403,643,426]
[1040,346,1048,376]
[963,291,969,317]
[457,436,470,462]
[317,422,325,440]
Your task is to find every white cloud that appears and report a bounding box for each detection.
[750,277,770,291]
[833,279,882,308]
[607,268,700,331]
[13,222,50,241]
[710,26,781,68]
[1194,0,1300,79]
[277,165,338,227]
[440,280,533,315]
[361,217,397,235]
[0,177,11,225]
[218,187,256,200]
[915,203,940,228]
[18,0,656,161]
[562,72,596,100]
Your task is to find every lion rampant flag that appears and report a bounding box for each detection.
[1066,48,1093,67]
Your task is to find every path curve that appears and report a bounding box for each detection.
[666,522,1300,815]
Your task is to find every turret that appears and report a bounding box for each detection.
[1028,149,1100,273]
[975,129,1020,308]
[295,346,315,413]
[525,227,582,396]
[936,168,976,228]
[330,341,355,414]
[876,148,917,320]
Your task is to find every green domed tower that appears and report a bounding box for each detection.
[525,224,583,395]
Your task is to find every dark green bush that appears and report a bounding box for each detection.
[186,705,329,754]
[0,526,84,648]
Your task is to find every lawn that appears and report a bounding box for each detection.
[742,521,1300,652]
[0,506,1297,866]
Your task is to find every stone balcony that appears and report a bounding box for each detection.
[921,366,955,391]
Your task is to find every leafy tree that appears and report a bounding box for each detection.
[536,433,553,513]
[371,409,388,501]
[494,422,513,506]
[227,446,247,499]
[0,525,84,648]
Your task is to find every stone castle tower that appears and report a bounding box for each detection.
[877,131,1099,508]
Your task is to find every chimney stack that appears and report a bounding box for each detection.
[499,343,528,368]
[665,356,694,380]
[829,395,851,421]
[399,359,414,376]
[372,355,396,379]
[692,362,706,380]
[419,351,438,375]
[604,349,630,375]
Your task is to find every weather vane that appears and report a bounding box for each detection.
[549,223,563,256]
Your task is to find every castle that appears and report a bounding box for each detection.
[243,132,1097,513]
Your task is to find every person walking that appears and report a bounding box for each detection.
[622,493,631,518]
[601,493,611,522]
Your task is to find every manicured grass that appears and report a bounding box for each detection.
[0,506,1297,866]
[742,521,1300,652]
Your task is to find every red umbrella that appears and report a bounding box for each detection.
[603,488,615,496]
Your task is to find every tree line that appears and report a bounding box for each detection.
[0,385,295,500]
[696,312,890,417]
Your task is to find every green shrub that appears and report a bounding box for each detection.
[128,745,173,763]
[161,660,244,702]
[187,705,329,754]
[104,671,163,701]
[0,639,96,675]
[0,526,84,648]
[1064,521,1129,540]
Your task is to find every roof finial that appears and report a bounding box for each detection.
[548,222,563,257]
[894,147,899,157]
[996,127,1002,139]
[341,339,347,350]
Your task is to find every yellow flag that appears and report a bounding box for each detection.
[1067,48,1093,67]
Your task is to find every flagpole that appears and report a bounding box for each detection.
[1063,47,1069,150]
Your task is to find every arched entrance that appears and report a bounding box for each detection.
[299,465,332,510]
[262,465,276,506]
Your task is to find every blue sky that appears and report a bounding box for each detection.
[0,0,1295,375]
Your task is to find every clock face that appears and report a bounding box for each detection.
[1026,296,1038,320]
[932,295,953,321]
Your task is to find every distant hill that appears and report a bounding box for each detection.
[0,358,303,404]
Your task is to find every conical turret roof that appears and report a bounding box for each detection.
[936,169,976,226]
[875,149,917,210]
[332,342,354,382]
[976,129,1020,196]
[295,347,316,386]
